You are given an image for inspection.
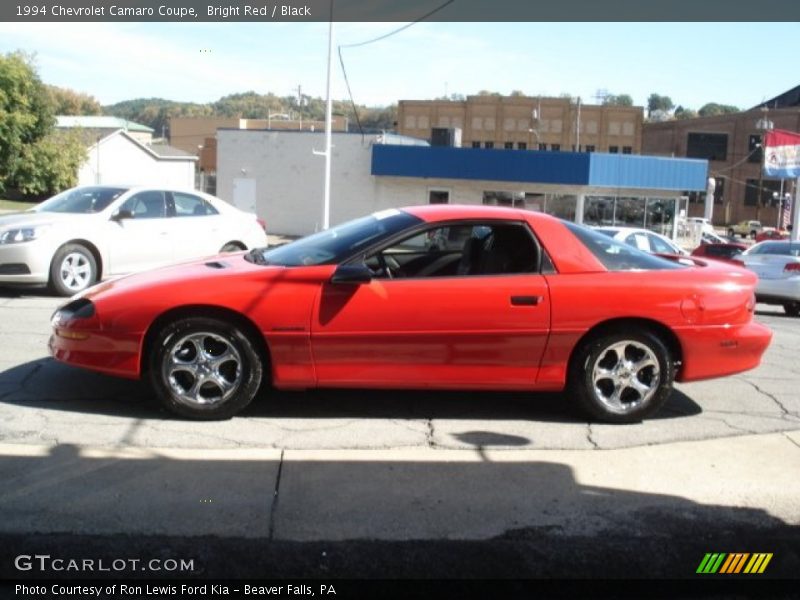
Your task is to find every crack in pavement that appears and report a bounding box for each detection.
[740,379,793,417]
[783,433,800,451]
[426,419,435,448]
[268,449,284,541]
[586,423,599,449]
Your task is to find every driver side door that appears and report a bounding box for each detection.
[310,221,552,389]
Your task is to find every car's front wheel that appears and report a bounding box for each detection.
[569,330,674,423]
[149,317,263,419]
[49,243,98,296]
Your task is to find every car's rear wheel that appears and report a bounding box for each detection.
[784,302,800,317]
[149,317,263,419]
[569,330,674,423]
[220,242,245,253]
[49,243,98,296]
[727,228,735,237]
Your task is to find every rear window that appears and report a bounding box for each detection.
[747,242,800,256]
[566,223,684,271]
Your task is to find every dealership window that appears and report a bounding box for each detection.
[551,144,561,152]
[585,145,595,153]
[504,141,514,149]
[517,142,527,150]
[428,189,450,204]
[691,178,726,205]
[471,141,481,148]
[609,146,619,153]
[748,134,763,163]
[484,141,494,149]
[622,146,632,154]
[687,132,728,161]
[745,178,783,206]
[538,143,547,151]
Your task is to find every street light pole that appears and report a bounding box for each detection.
[755,107,774,223]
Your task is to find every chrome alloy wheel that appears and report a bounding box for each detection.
[162,332,242,408]
[591,340,661,413]
[59,252,92,292]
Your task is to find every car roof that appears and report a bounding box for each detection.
[401,204,562,226]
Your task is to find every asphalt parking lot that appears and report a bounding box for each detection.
[0,288,799,581]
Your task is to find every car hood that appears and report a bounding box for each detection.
[80,252,333,307]
[0,210,99,229]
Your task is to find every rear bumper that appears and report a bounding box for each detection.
[675,321,772,382]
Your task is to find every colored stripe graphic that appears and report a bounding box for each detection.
[697,553,726,573]
[744,553,773,574]
[697,553,773,574]
[719,553,749,573]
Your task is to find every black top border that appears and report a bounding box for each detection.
[4,0,800,22]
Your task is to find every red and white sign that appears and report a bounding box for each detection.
[763,129,800,178]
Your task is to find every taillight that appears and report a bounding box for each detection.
[256,218,267,232]
[784,262,800,273]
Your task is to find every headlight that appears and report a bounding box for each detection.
[0,225,51,244]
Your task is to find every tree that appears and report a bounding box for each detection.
[603,94,634,107]
[673,105,698,120]
[0,51,54,193]
[46,85,102,115]
[697,102,740,117]
[12,130,86,197]
[647,93,674,119]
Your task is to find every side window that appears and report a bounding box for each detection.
[626,233,651,252]
[365,223,538,279]
[647,233,676,254]
[173,192,219,217]
[119,191,167,219]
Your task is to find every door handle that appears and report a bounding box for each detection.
[510,295,542,306]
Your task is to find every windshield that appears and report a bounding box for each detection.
[253,209,422,267]
[34,186,128,214]
[566,223,684,271]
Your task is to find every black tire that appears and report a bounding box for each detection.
[49,243,98,296]
[784,302,800,317]
[220,242,245,253]
[149,317,263,419]
[750,231,757,239]
[569,330,674,424]
[727,228,735,238]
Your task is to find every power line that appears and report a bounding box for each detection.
[337,0,456,139]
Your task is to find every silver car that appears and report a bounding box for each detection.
[0,185,268,296]
[739,241,800,317]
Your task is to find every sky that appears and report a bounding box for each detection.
[0,21,798,110]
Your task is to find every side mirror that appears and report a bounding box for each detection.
[330,264,372,284]
[111,209,134,221]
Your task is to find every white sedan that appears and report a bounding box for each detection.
[0,185,268,295]
[739,240,800,317]
[594,226,689,256]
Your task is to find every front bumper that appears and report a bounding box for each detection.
[49,303,142,379]
[0,240,52,284]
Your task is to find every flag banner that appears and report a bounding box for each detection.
[782,195,792,229]
[763,129,800,178]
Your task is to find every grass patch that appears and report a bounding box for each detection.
[0,198,37,212]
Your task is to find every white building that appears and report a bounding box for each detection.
[78,130,197,189]
[217,129,708,237]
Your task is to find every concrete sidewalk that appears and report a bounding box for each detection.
[2,432,799,542]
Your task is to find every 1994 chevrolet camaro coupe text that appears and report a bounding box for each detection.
[49,205,772,423]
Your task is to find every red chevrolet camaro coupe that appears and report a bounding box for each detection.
[49,205,772,423]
